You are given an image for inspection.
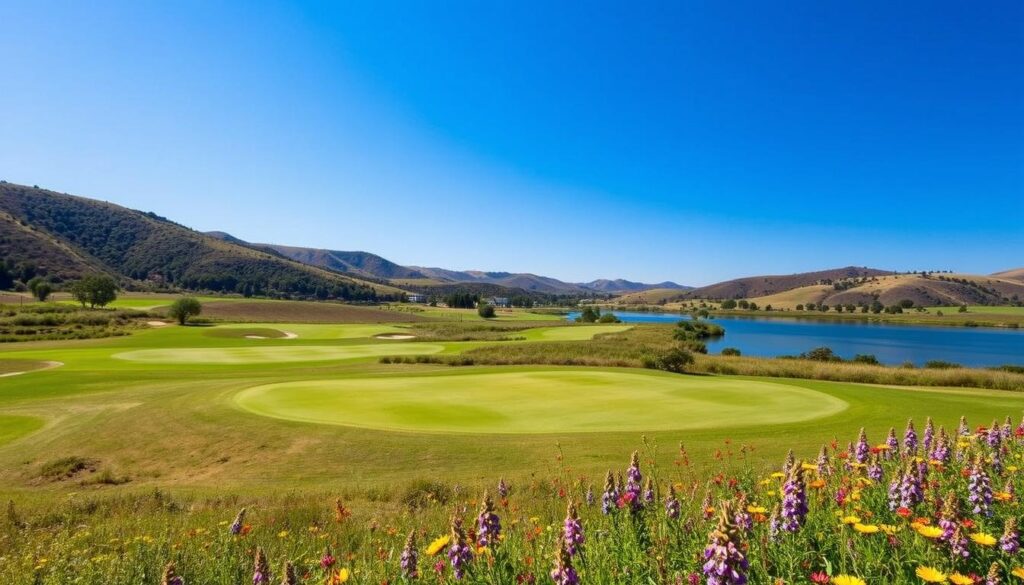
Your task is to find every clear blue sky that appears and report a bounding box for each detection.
[1,1,1021,285]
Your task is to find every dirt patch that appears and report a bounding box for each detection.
[0,360,63,378]
[375,333,417,340]
[147,320,169,327]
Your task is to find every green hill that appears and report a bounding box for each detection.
[0,182,406,300]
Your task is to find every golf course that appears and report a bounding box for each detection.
[2,301,1023,490]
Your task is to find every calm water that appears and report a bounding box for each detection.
[565,311,1024,367]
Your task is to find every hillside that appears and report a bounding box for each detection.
[582,279,689,294]
[746,273,1024,309]
[614,287,692,305]
[994,268,1024,282]
[0,182,405,300]
[683,266,893,300]
[205,237,427,280]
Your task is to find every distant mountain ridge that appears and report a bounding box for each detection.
[682,266,894,300]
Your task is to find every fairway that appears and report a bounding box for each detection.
[520,324,632,341]
[234,369,848,434]
[112,343,444,364]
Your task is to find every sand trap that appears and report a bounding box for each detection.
[244,335,268,340]
[147,321,169,327]
[375,333,416,340]
[282,331,298,339]
[0,360,63,378]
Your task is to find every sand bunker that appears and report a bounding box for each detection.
[375,333,416,340]
[147,321,169,327]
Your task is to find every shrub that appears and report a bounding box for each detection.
[167,297,202,325]
[649,347,694,373]
[720,347,741,356]
[924,360,961,369]
[852,354,880,365]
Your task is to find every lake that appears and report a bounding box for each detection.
[565,311,1024,368]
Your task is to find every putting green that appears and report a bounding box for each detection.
[521,325,632,341]
[234,369,848,434]
[112,343,444,364]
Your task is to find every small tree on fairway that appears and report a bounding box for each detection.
[70,275,118,308]
[169,297,203,325]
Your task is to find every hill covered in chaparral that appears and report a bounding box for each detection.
[0,182,405,300]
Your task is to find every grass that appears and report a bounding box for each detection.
[0,414,44,447]
[234,368,846,433]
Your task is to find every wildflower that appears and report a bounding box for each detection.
[253,547,270,585]
[938,490,960,541]
[949,574,973,585]
[601,471,617,515]
[448,513,473,580]
[734,493,753,531]
[563,500,584,556]
[916,525,944,539]
[809,572,829,584]
[281,561,298,585]
[916,565,948,583]
[497,478,509,499]
[328,569,350,584]
[625,451,644,512]
[643,477,655,503]
[401,530,418,579]
[853,523,879,534]
[426,535,450,556]
[768,505,781,541]
[550,536,579,585]
[476,490,501,548]
[817,445,832,476]
[958,416,970,436]
[702,491,715,519]
[949,525,970,560]
[972,532,998,546]
[1003,517,1020,554]
[932,428,951,463]
[1011,566,1024,579]
[161,562,184,585]
[780,464,807,532]
[334,499,352,523]
[702,501,749,585]
[969,456,994,516]
[867,455,883,482]
[665,483,681,520]
[585,484,594,507]
[989,419,1003,448]
[832,576,866,585]
[905,419,919,454]
[229,508,246,535]
[783,449,795,474]
[855,428,870,464]
[320,549,336,569]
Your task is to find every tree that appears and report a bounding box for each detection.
[577,306,600,323]
[651,347,695,373]
[795,304,804,311]
[0,260,13,290]
[32,282,52,302]
[477,303,496,319]
[70,275,118,308]
[721,299,738,309]
[168,297,203,325]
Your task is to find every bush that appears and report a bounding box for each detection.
[167,297,202,325]
[801,347,840,362]
[597,313,620,323]
[924,360,961,369]
[649,347,694,373]
[720,347,742,356]
[852,354,880,365]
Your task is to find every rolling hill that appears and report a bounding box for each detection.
[0,182,405,300]
[994,268,1024,282]
[582,279,689,294]
[682,266,893,300]
[746,273,1024,309]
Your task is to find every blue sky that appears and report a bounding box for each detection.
[1,1,1021,285]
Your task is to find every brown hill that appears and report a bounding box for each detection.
[994,268,1024,282]
[683,266,893,300]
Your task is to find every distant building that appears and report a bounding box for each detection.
[488,297,510,308]
[407,294,427,303]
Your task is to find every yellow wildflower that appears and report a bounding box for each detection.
[970,532,997,546]
[853,523,879,534]
[832,576,867,585]
[426,535,451,556]
[949,574,973,585]
[915,566,947,583]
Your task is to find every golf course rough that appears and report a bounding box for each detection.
[111,343,445,364]
[234,369,848,434]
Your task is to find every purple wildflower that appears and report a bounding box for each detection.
[665,484,681,520]
[550,537,580,585]
[562,500,584,556]
[734,494,753,532]
[987,419,1002,449]
[229,507,246,535]
[585,484,595,507]
[601,471,617,515]
[904,419,918,454]
[884,427,899,459]
[252,547,270,585]
[643,477,655,503]
[855,428,870,464]
[1003,416,1013,441]
[448,513,473,580]
[625,451,644,512]
[969,456,993,517]
[867,455,883,482]
[923,417,935,454]
[497,477,509,499]
[780,464,807,532]
[1001,517,1020,554]
[768,505,781,541]
[958,416,970,437]
[702,501,749,585]
[476,490,501,548]
[986,562,1002,585]
[938,490,959,542]
[401,531,418,579]
[931,428,950,463]
[949,525,970,560]
[161,563,184,585]
[816,444,832,476]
